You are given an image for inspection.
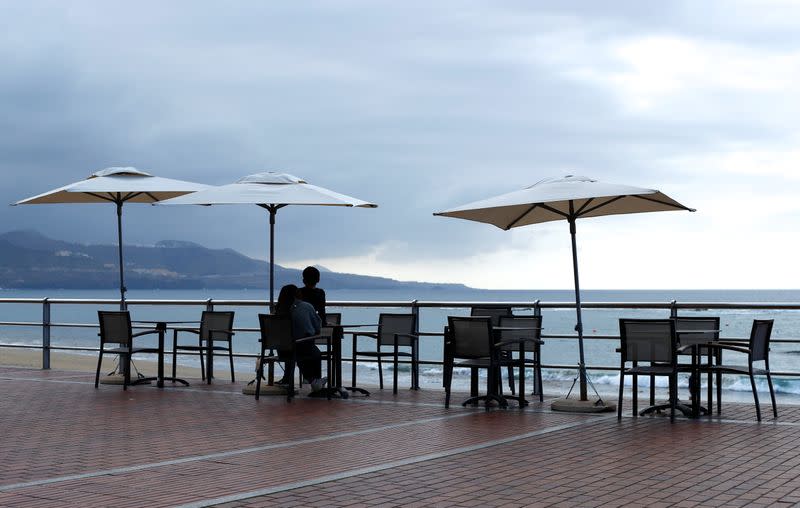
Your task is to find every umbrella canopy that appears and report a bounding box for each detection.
[435,174,694,407]
[13,167,209,308]
[158,171,377,306]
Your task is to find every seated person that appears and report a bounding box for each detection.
[274,284,327,392]
[299,266,326,324]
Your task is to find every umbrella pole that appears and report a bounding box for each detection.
[116,201,127,311]
[568,214,588,401]
[269,206,276,312]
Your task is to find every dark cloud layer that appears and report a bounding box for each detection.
[1,1,798,281]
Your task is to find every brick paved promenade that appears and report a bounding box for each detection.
[1,364,799,507]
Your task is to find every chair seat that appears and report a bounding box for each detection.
[105,346,160,355]
[711,365,770,376]
[453,357,493,368]
[356,350,413,357]
[625,365,676,375]
[175,344,231,351]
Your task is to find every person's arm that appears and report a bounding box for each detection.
[319,289,326,324]
[311,306,321,335]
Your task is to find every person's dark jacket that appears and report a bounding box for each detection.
[300,286,326,324]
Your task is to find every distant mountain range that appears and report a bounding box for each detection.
[0,230,468,291]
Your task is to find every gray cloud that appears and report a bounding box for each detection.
[1,0,798,278]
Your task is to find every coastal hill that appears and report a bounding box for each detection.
[0,230,467,291]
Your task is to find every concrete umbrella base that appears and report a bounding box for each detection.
[242,382,287,396]
[551,398,616,413]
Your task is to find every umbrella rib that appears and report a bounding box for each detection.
[537,203,570,219]
[631,194,696,211]
[574,198,595,216]
[576,196,626,217]
[504,204,540,230]
[86,192,117,204]
[141,192,158,202]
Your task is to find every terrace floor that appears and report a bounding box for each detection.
[1,364,799,507]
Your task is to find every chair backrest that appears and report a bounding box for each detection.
[749,319,774,362]
[470,306,512,327]
[325,313,342,326]
[98,311,132,347]
[200,311,235,342]
[318,312,342,346]
[498,315,542,352]
[448,316,493,359]
[619,318,676,365]
[377,313,416,347]
[258,314,294,351]
[672,316,720,348]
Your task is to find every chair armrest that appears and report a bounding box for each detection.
[705,343,751,355]
[295,334,329,343]
[208,329,235,336]
[131,329,160,339]
[394,333,419,340]
[495,338,544,348]
[172,327,200,334]
[352,331,378,339]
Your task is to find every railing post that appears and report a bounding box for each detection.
[533,299,541,317]
[670,299,677,318]
[42,298,51,370]
[206,298,214,312]
[411,300,420,390]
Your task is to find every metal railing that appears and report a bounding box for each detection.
[1,297,800,377]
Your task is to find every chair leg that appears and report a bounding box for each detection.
[669,374,676,423]
[536,349,544,402]
[617,370,624,420]
[632,374,638,417]
[766,372,778,418]
[198,337,206,381]
[507,362,515,395]
[171,331,178,380]
[95,350,103,388]
[444,359,453,408]
[351,335,357,388]
[377,352,384,390]
[749,369,761,422]
[287,351,295,403]
[649,375,655,406]
[393,342,399,395]
[255,349,264,400]
[717,350,723,414]
[228,346,235,382]
[412,342,419,390]
[123,354,130,391]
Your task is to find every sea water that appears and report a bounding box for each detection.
[1,288,799,400]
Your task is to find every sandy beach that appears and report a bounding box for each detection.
[0,346,207,380]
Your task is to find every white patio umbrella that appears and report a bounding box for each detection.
[434,175,694,411]
[158,172,377,307]
[13,167,209,309]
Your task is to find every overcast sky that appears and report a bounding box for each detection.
[2,0,799,289]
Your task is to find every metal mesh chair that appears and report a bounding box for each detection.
[172,311,235,384]
[95,311,160,390]
[709,319,777,421]
[471,306,515,394]
[256,314,294,401]
[618,318,679,422]
[352,313,418,394]
[255,314,331,402]
[672,316,720,414]
[498,315,544,402]
[444,316,512,409]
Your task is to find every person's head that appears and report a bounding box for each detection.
[302,266,321,288]
[275,284,299,315]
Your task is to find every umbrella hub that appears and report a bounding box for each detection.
[237,172,306,185]
[527,174,595,189]
[90,167,152,178]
